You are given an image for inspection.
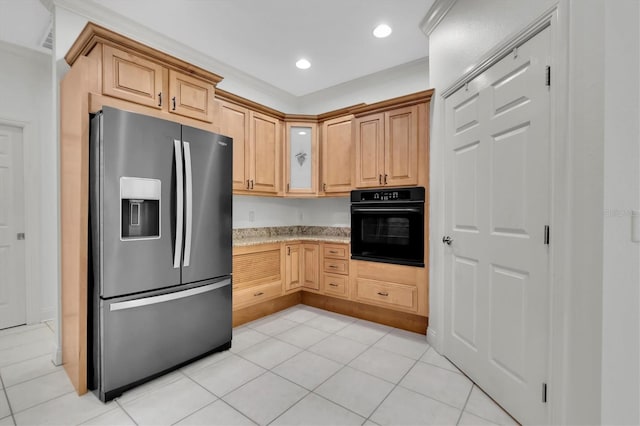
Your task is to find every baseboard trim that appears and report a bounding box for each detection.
[232,292,302,327]
[301,292,428,334]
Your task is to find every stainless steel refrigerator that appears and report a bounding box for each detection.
[88,106,232,402]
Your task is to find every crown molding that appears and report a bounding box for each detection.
[52,0,297,108]
[420,0,458,36]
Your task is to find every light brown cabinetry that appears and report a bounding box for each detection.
[322,243,350,299]
[285,122,318,196]
[284,242,319,291]
[351,260,427,316]
[284,243,302,292]
[233,243,284,309]
[302,243,320,290]
[102,44,216,122]
[218,99,281,195]
[354,105,419,188]
[320,115,353,194]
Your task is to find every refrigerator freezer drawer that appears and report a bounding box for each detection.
[96,278,232,401]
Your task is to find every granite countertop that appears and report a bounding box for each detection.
[233,226,350,247]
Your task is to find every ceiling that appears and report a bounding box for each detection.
[0,0,432,96]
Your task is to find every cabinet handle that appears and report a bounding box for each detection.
[379,174,382,184]
[287,183,290,192]
[323,183,327,191]
[329,283,338,287]
[329,250,338,254]
[377,291,389,297]
[172,96,176,110]
[287,246,291,255]
[158,92,162,107]
[250,180,254,189]
[329,265,338,269]
[246,179,250,189]
[384,174,388,185]
[254,292,264,297]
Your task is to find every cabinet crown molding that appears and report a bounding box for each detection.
[350,89,434,117]
[65,22,224,86]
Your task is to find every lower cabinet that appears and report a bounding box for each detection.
[232,243,283,309]
[232,241,427,320]
[284,242,320,292]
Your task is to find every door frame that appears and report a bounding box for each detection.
[430,4,572,424]
[0,117,41,326]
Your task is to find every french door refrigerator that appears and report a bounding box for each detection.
[88,106,232,402]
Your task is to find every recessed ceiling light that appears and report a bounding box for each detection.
[296,58,311,70]
[373,24,392,38]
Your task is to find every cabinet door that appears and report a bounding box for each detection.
[301,243,319,290]
[384,106,419,186]
[285,122,318,195]
[102,44,164,109]
[284,244,302,292]
[321,116,353,193]
[220,101,250,191]
[250,112,280,194]
[168,70,215,122]
[354,113,384,188]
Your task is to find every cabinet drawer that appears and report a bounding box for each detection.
[102,45,164,109]
[323,245,348,259]
[323,274,349,298]
[355,278,417,312]
[324,259,348,275]
[233,281,282,309]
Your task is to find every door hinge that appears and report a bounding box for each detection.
[17,232,25,240]
[544,225,550,245]
[545,66,551,87]
[542,382,548,403]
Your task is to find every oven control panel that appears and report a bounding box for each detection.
[351,187,425,202]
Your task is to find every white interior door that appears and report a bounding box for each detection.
[0,124,26,329]
[443,27,551,425]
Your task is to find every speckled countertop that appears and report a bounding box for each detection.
[233,226,350,247]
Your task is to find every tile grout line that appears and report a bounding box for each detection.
[115,399,139,425]
[456,384,475,425]
[0,371,17,426]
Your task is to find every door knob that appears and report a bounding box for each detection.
[442,236,453,245]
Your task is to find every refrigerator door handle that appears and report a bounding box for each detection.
[173,140,184,268]
[109,279,231,311]
[183,141,193,267]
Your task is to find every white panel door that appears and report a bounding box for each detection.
[0,124,26,329]
[443,27,551,425]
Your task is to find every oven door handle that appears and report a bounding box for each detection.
[351,207,422,214]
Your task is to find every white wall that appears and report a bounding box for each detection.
[601,1,640,424]
[429,0,640,424]
[296,59,429,114]
[0,42,55,322]
[232,196,349,229]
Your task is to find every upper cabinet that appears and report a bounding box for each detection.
[354,105,419,188]
[217,93,281,195]
[101,45,217,123]
[320,115,353,195]
[285,121,318,196]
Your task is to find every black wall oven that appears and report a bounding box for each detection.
[351,187,425,267]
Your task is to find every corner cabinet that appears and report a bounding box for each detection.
[284,242,319,292]
[354,105,419,188]
[285,122,318,196]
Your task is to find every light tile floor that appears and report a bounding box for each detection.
[0,305,518,425]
